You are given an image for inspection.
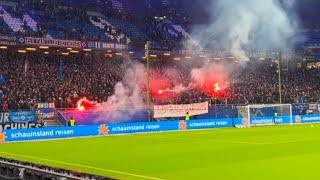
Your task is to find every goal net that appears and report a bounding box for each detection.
[237,104,293,127]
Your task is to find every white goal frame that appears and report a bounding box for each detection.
[237,104,293,127]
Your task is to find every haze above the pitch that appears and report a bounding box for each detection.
[188,0,297,61]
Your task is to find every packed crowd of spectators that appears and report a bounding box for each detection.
[0,50,319,111]
[0,51,126,111]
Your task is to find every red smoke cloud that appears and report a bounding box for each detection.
[147,69,181,102]
[77,97,96,111]
[191,63,229,97]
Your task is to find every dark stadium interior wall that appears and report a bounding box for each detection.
[31,0,320,28]
[125,0,211,25]
[295,0,320,28]
[179,0,211,25]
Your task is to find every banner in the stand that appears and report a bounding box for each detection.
[36,103,56,120]
[37,109,55,120]
[8,111,36,123]
[0,35,17,45]
[0,113,9,124]
[153,101,209,118]
[37,102,55,109]
[0,122,43,132]
[0,35,129,50]
[87,41,128,50]
[20,37,85,48]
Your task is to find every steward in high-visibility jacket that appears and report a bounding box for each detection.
[185,112,190,121]
[68,117,76,127]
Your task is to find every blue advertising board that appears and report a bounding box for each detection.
[108,120,179,135]
[6,114,320,143]
[3,125,100,142]
[186,118,233,129]
[250,115,291,125]
[8,111,36,123]
[1,118,236,143]
[297,114,320,123]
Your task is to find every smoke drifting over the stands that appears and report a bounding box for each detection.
[190,63,230,96]
[95,62,146,123]
[76,62,146,123]
[75,0,299,122]
[187,0,297,61]
[76,59,232,123]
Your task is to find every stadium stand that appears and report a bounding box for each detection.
[2,0,320,178]
[0,0,318,125]
[0,49,317,111]
[0,2,318,122]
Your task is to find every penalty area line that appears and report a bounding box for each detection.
[0,151,166,180]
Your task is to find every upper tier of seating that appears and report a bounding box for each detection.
[0,0,190,48]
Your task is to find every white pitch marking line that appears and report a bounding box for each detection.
[0,151,166,180]
[149,136,264,145]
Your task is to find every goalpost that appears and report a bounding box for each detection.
[237,104,293,127]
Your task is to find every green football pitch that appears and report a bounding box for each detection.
[1,124,320,180]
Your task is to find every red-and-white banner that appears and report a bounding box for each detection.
[153,101,209,118]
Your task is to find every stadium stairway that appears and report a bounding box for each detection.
[171,24,190,37]
[23,14,38,31]
[161,0,170,6]
[44,119,62,127]
[163,19,191,40]
[89,16,130,43]
[0,6,38,35]
[0,6,24,32]
[0,18,13,35]
[111,0,124,12]
[27,10,53,38]
[106,17,148,42]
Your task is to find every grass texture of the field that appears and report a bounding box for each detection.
[1,124,320,180]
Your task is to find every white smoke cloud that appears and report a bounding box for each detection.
[160,84,188,94]
[75,0,299,124]
[187,0,298,61]
[104,63,145,109]
[93,62,147,123]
